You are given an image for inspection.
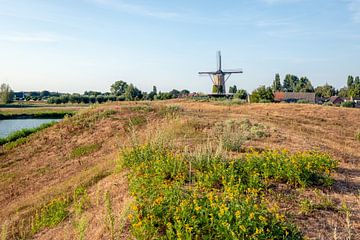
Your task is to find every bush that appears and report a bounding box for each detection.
[122,144,337,239]
[340,101,354,108]
[250,86,274,103]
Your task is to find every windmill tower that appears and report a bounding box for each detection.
[199,51,243,95]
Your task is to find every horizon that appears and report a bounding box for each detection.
[1,0,360,93]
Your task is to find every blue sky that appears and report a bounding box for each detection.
[0,0,359,93]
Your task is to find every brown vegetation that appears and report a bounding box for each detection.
[0,100,359,239]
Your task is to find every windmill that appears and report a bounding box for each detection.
[199,51,243,95]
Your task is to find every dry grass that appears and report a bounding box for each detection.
[0,100,359,239]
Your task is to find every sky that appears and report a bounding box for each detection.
[0,0,359,93]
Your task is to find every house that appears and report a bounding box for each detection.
[328,96,345,106]
[274,92,316,103]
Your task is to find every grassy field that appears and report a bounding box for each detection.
[0,100,359,239]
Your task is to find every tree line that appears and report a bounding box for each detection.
[46,81,190,104]
[244,74,360,103]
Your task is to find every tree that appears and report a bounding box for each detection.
[349,84,360,98]
[0,83,14,103]
[283,74,293,92]
[180,89,190,96]
[315,84,335,98]
[152,86,157,95]
[234,89,248,100]
[40,90,50,98]
[295,77,314,92]
[355,76,360,85]
[347,75,354,88]
[110,80,128,96]
[124,84,142,101]
[250,86,274,103]
[169,89,180,98]
[338,87,349,98]
[272,74,282,92]
[229,85,237,94]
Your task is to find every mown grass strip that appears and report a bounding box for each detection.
[122,144,338,239]
[0,122,56,146]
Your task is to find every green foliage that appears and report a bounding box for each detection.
[250,86,274,103]
[272,73,282,92]
[338,87,349,97]
[347,75,354,88]
[348,83,360,98]
[340,101,355,108]
[282,75,314,93]
[73,186,91,215]
[122,143,338,239]
[214,119,269,151]
[234,89,248,100]
[228,85,237,94]
[31,198,69,234]
[0,122,56,145]
[0,83,14,104]
[124,84,143,101]
[212,85,223,94]
[315,84,336,98]
[111,80,128,96]
[70,144,101,158]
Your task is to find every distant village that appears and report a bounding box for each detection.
[2,74,360,108]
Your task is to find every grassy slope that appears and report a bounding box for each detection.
[0,100,359,239]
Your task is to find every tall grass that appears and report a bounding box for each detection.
[122,143,338,239]
[0,122,56,145]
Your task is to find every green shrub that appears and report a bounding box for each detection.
[340,101,354,108]
[122,144,337,239]
[70,144,101,158]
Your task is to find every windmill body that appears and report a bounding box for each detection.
[199,51,243,95]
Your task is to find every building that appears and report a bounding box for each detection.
[274,92,316,103]
[328,96,345,106]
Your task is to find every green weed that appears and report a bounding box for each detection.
[70,144,101,158]
[75,216,88,240]
[31,197,69,234]
[214,119,269,151]
[122,144,339,239]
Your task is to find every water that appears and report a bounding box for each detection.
[0,119,60,138]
